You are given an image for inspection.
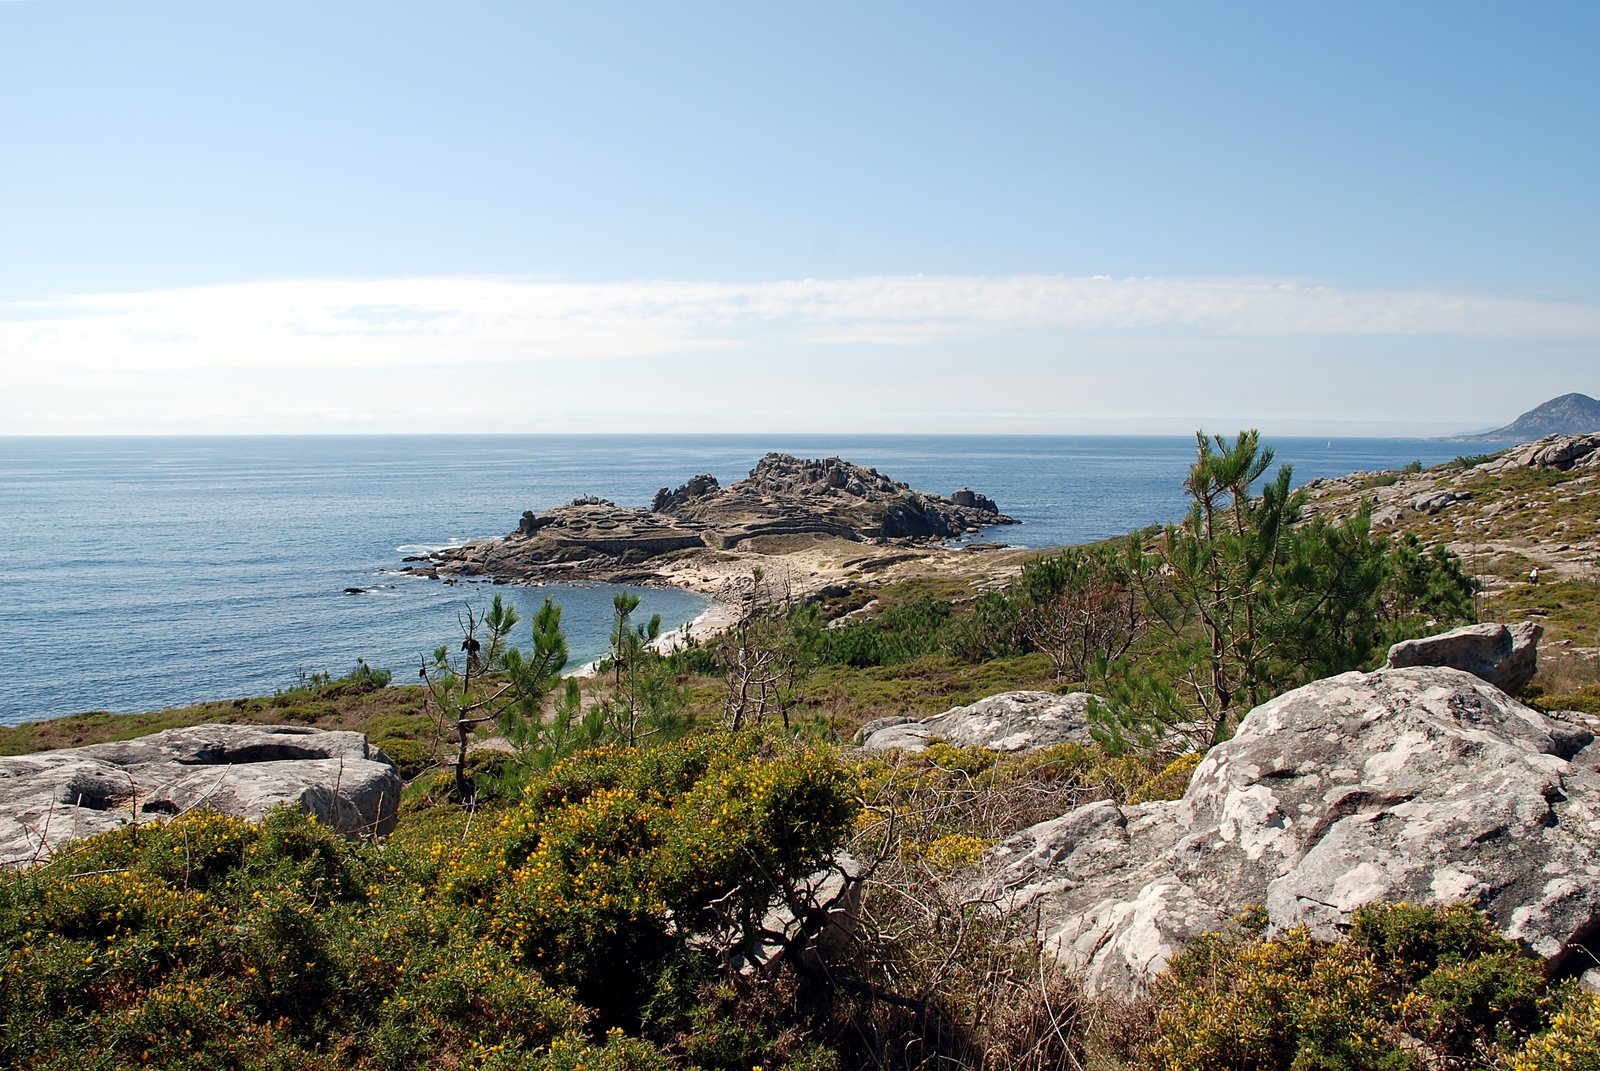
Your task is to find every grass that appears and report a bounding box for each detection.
[1486,577,1600,646]
[0,673,430,757]
[798,652,1061,728]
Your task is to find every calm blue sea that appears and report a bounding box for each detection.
[0,434,1505,725]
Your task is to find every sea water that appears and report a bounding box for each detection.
[0,434,1504,724]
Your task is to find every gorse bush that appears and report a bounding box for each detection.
[1142,902,1577,1071]
[5,752,1595,1069]
[0,733,857,1070]
[1503,990,1600,1071]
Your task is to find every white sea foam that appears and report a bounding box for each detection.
[395,538,468,556]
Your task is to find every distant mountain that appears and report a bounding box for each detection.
[1460,392,1600,442]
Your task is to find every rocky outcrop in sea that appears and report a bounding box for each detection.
[413,453,1016,587]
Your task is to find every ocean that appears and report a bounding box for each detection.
[0,434,1505,725]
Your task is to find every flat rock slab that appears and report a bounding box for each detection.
[975,667,1600,997]
[857,690,1098,753]
[0,724,402,867]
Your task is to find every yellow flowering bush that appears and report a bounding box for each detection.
[487,735,857,1014]
[1147,924,1407,1071]
[1129,751,1203,803]
[1502,989,1600,1071]
[911,833,991,874]
[1144,902,1573,1071]
[9,739,1594,1071]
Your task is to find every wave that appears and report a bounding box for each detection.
[394,538,469,556]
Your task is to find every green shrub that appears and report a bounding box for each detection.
[1503,989,1600,1071]
[1148,924,1410,1071]
[1144,903,1567,1071]
[1349,900,1515,986]
[372,733,435,779]
[0,734,857,1068]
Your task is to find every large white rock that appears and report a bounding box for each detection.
[856,691,1098,753]
[0,724,402,867]
[976,667,1600,997]
[1386,621,1541,694]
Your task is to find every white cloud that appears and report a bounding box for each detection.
[2,273,1597,375]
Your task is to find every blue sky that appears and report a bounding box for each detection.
[2,1,1596,434]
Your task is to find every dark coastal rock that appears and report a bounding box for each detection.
[971,666,1600,997]
[651,473,721,513]
[950,487,999,514]
[857,691,1098,753]
[0,725,402,867]
[1385,621,1541,694]
[1410,488,1467,514]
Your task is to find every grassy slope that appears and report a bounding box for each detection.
[1302,449,1600,699]
[0,677,435,757]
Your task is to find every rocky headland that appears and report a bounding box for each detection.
[404,453,1022,611]
[1457,391,1600,442]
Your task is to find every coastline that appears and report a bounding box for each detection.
[5,435,1493,725]
[535,534,1036,672]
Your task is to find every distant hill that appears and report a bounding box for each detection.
[1459,392,1600,442]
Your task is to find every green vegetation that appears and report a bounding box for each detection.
[0,735,856,1070]
[418,594,576,804]
[1145,902,1595,1071]
[1444,452,1500,470]
[1092,433,1475,750]
[775,433,1476,753]
[596,591,688,747]
[6,780,1596,1069]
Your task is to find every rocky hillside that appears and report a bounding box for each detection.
[1300,434,1600,661]
[1460,391,1600,441]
